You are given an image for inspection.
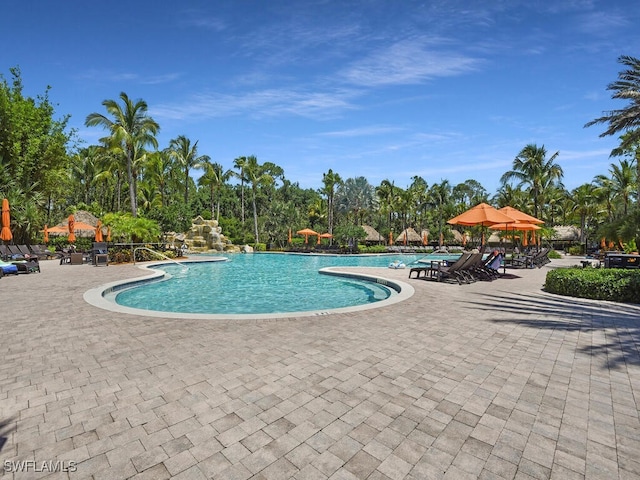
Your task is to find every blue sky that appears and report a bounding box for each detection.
[2,1,639,196]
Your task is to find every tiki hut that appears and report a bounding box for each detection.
[452,230,464,244]
[361,225,385,244]
[395,227,422,245]
[48,210,101,238]
[551,225,581,241]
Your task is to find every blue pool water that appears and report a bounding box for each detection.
[114,253,431,315]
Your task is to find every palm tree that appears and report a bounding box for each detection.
[95,145,125,212]
[585,55,640,150]
[138,180,161,215]
[452,179,488,210]
[492,183,529,211]
[428,180,452,247]
[585,56,640,202]
[500,144,563,220]
[376,179,397,230]
[70,146,100,205]
[307,198,326,230]
[408,176,429,232]
[610,132,640,207]
[85,92,159,217]
[336,177,376,225]
[593,174,616,222]
[144,150,173,208]
[198,160,230,221]
[232,156,249,225]
[321,169,342,237]
[168,135,209,205]
[570,183,597,247]
[545,185,568,226]
[607,159,636,215]
[243,156,283,244]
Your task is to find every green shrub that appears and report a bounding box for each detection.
[254,243,267,252]
[547,250,562,259]
[544,267,640,303]
[359,245,387,254]
[567,245,583,256]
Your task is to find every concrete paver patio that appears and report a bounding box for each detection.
[1,256,639,479]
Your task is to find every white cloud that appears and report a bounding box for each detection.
[340,37,481,87]
[151,88,360,121]
[76,70,182,85]
[575,10,628,36]
[318,125,404,137]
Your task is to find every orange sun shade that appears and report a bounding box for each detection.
[1,198,12,241]
[68,214,76,243]
[498,206,544,225]
[448,203,516,227]
[489,222,541,231]
[297,228,318,244]
[95,220,104,242]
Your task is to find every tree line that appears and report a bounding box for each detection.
[1,56,639,250]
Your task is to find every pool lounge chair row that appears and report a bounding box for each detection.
[505,248,551,269]
[409,251,503,284]
[0,244,58,261]
[0,245,49,274]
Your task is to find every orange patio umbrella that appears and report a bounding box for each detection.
[490,221,541,248]
[389,231,393,245]
[43,225,49,243]
[318,233,332,244]
[489,221,542,232]
[45,225,69,235]
[448,203,516,227]
[68,214,76,243]
[448,203,515,248]
[422,231,428,246]
[297,228,318,244]
[95,220,104,242]
[1,198,12,242]
[288,228,292,243]
[498,206,544,225]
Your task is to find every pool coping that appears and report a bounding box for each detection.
[83,257,415,320]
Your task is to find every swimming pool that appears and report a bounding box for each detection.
[85,253,434,319]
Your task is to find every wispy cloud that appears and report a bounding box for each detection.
[318,125,404,138]
[575,10,628,36]
[340,37,481,87]
[151,88,360,121]
[560,148,613,162]
[178,7,227,32]
[76,70,182,85]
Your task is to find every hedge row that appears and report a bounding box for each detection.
[544,267,640,303]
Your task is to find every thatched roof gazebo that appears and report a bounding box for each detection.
[551,225,581,241]
[396,227,422,244]
[48,210,101,238]
[361,225,385,244]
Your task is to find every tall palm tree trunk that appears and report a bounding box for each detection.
[252,187,259,244]
[126,151,137,217]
